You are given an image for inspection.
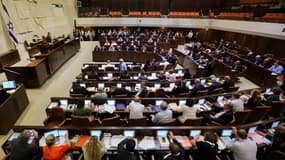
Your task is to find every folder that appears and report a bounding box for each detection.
[75,135,90,147]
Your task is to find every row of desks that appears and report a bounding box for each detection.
[5,39,80,88]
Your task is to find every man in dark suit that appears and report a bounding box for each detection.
[136,82,149,98]
[114,83,131,96]
[117,138,140,160]
[208,78,222,92]
[222,75,235,90]
[71,83,89,96]
[231,60,242,72]
[171,81,190,96]
[190,79,206,96]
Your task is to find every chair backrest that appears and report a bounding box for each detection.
[105,67,114,71]
[48,107,66,121]
[232,110,252,125]
[154,88,167,97]
[43,117,66,128]
[101,115,121,126]
[247,106,271,123]
[158,118,177,126]
[176,92,190,97]
[127,117,148,126]
[183,117,203,126]
[267,101,285,117]
[71,115,93,127]
[266,150,285,160]
[209,88,224,95]
[195,90,208,97]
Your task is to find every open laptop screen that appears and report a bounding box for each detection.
[2,81,16,89]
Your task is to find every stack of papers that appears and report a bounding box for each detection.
[138,136,156,149]
[174,136,192,149]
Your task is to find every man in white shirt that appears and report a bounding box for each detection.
[228,93,244,112]
[226,127,257,160]
[151,101,172,124]
[128,96,145,119]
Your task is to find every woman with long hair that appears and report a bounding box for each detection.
[82,136,106,160]
[246,90,263,109]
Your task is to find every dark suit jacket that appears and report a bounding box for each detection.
[172,86,190,96]
[232,64,242,72]
[194,83,205,91]
[208,82,222,92]
[222,80,235,90]
[72,85,89,95]
[10,138,41,160]
[115,87,131,96]
[137,87,149,98]
[116,138,140,160]
[213,111,234,125]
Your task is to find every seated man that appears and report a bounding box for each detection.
[151,101,172,124]
[202,103,234,125]
[120,71,131,80]
[128,96,145,119]
[113,83,131,97]
[171,81,190,96]
[221,75,235,90]
[190,79,206,96]
[71,83,89,96]
[136,82,149,98]
[91,87,108,99]
[116,138,140,160]
[85,70,99,80]
[269,62,283,75]
[228,93,244,112]
[231,60,242,72]
[208,78,222,92]
[73,101,92,117]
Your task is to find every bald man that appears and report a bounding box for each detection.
[128,96,145,119]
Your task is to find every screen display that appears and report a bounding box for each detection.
[84,100,91,106]
[44,130,58,138]
[179,100,186,106]
[271,121,280,128]
[155,100,163,106]
[200,79,206,84]
[116,83,122,88]
[217,96,224,102]
[248,126,257,133]
[59,99,68,106]
[79,83,86,88]
[198,99,205,105]
[116,103,125,110]
[154,83,161,89]
[157,130,168,137]
[107,73,113,77]
[2,81,16,89]
[190,130,201,137]
[169,83,175,88]
[107,100,115,106]
[98,83,104,88]
[185,81,191,87]
[90,130,102,138]
[124,130,135,137]
[58,130,68,137]
[221,129,232,137]
[151,73,156,77]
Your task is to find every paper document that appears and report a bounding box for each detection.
[138,136,156,149]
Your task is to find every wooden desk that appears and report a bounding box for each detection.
[0,84,29,134]
[5,59,49,88]
[5,39,80,88]
[0,49,20,70]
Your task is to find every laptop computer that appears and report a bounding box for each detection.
[107,100,115,106]
[116,103,125,110]
[179,100,186,106]
[135,83,141,91]
[200,79,206,85]
[157,130,169,148]
[124,130,135,137]
[189,130,201,138]
[116,83,122,88]
[268,121,280,135]
[98,83,104,88]
[84,100,91,107]
[79,83,86,88]
[154,100,163,112]
[169,83,175,88]
[220,129,232,143]
[198,99,205,105]
[90,130,102,138]
[248,126,257,134]
[59,99,68,108]
[154,83,161,89]
[2,81,16,89]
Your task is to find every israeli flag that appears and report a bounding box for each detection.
[1,0,18,45]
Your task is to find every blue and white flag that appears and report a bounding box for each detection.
[1,0,18,45]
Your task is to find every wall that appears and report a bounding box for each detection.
[0,0,77,56]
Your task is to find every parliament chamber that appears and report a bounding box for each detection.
[0,0,285,159]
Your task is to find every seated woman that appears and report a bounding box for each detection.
[263,87,283,105]
[245,90,263,109]
[175,99,200,124]
[191,132,219,160]
[82,136,106,160]
[43,133,71,160]
[73,101,94,122]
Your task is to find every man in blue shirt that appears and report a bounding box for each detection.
[269,62,283,75]
[119,58,127,71]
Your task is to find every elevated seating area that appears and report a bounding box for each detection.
[258,12,285,23]
[168,11,200,18]
[217,12,253,20]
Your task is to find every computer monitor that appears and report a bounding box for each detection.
[190,130,201,137]
[98,83,104,88]
[265,88,271,94]
[124,130,135,137]
[135,84,141,90]
[154,83,161,89]
[200,79,206,84]
[107,100,115,106]
[116,103,125,110]
[59,99,68,106]
[169,83,175,88]
[116,83,122,88]
[185,81,191,87]
[155,100,163,107]
[79,83,86,88]
[178,70,183,75]
[90,130,102,138]
[221,129,232,137]
[151,73,156,77]
[2,81,16,89]
[179,100,186,106]
[271,121,280,128]
[84,100,91,106]
[198,99,205,105]
[107,73,113,77]
[248,126,257,133]
[157,130,168,137]
[44,130,59,138]
[217,96,224,102]
[58,130,68,137]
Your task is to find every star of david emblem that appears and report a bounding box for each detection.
[7,22,13,30]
